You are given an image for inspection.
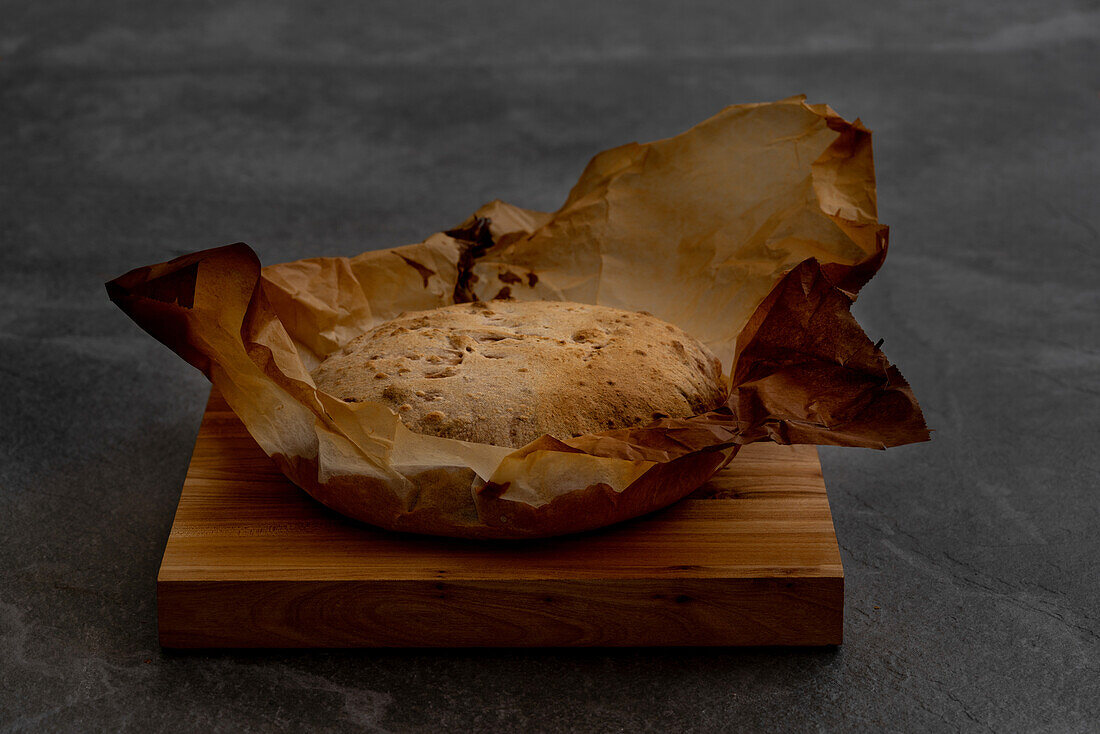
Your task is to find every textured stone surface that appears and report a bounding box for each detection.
[1,1,1098,731]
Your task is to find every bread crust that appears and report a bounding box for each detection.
[311,300,725,448]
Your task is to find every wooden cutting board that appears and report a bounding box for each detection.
[157,390,843,647]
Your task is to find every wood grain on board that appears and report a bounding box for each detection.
[158,390,844,647]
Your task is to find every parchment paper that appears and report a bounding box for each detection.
[107,96,928,539]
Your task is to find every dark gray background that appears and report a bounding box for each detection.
[2,1,1098,731]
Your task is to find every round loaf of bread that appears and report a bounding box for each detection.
[311,300,726,448]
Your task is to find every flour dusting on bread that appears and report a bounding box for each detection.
[311,300,725,447]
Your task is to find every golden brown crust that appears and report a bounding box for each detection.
[311,300,726,448]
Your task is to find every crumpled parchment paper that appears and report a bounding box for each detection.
[108,96,928,539]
